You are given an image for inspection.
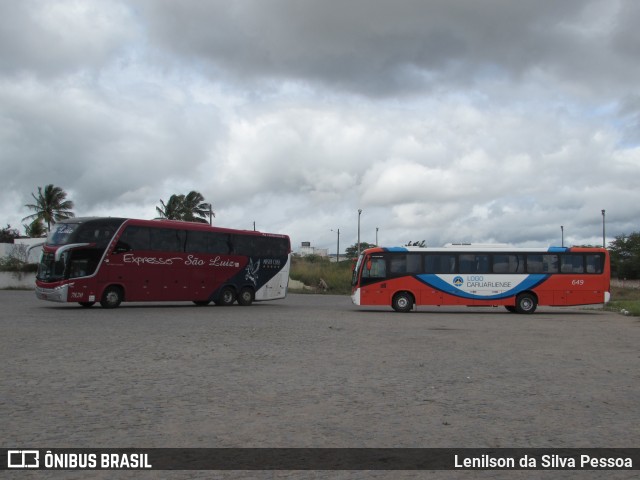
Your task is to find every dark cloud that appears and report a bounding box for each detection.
[0,0,136,76]
[137,0,626,96]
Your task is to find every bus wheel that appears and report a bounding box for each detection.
[100,286,123,309]
[515,293,537,314]
[215,287,236,306]
[505,306,517,313]
[392,292,414,313]
[238,287,254,306]
[79,302,95,308]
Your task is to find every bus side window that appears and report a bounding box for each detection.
[585,254,602,274]
[561,255,584,273]
[543,254,559,273]
[390,255,406,274]
[425,254,455,274]
[116,226,150,252]
[493,254,525,273]
[406,254,422,273]
[363,257,386,278]
[527,254,558,273]
[150,228,183,252]
[459,254,490,274]
[186,231,208,253]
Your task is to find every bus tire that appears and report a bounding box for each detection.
[100,286,123,309]
[238,287,254,306]
[215,286,236,306]
[515,293,537,314]
[505,306,517,313]
[392,292,414,313]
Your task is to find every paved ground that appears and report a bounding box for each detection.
[1,290,639,479]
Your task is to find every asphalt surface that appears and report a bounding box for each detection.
[2,290,639,479]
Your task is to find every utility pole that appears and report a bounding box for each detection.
[601,210,606,248]
[357,209,362,257]
[332,228,340,263]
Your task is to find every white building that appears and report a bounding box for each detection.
[297,242,328,257]
[0,238,45,264]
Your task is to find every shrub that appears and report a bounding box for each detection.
[290,256,353,294]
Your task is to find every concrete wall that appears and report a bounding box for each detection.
[611,278,640,289]
[0,272,36,289]
[0,239,44,264]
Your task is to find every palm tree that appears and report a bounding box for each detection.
[156,194,184,220]
[24,219,47,238]
[22,184,75,232]
[156,191,213,223]
[181,191,211,223]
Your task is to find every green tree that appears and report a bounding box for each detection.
[0,224,20,243]
[181,191,211,223]
[22,184,75,232]
[156,191,212,223]
[609,232,640,279]
[156,194,184,220]
[345,242,376,259]
[405,240,427,247]
[24,219,47,238]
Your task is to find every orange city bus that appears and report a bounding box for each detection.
[35,217,291,308]
[351,244,610,313]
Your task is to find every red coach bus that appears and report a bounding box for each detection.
[351,245,610,313]
[35,217,291,308]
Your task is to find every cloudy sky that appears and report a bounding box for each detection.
[1,0,639,253]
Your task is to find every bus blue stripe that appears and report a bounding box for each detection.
[415,274,550,300]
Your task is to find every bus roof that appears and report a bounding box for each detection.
[362,245,606,254]
[54,217,290,239]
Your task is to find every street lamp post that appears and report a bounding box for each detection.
[357,209,362,257]
[376,227,379,246]
[332,228,340,263]
[204,203,213,226]
[561,225,564,247]
[602,209,606,248]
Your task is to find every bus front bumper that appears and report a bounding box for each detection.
[35,284,69,303]
[351,288,361,305]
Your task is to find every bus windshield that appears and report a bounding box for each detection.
[352,253,364,286]
[37,251,68,282]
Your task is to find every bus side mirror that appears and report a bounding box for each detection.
[366,259,372,271]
